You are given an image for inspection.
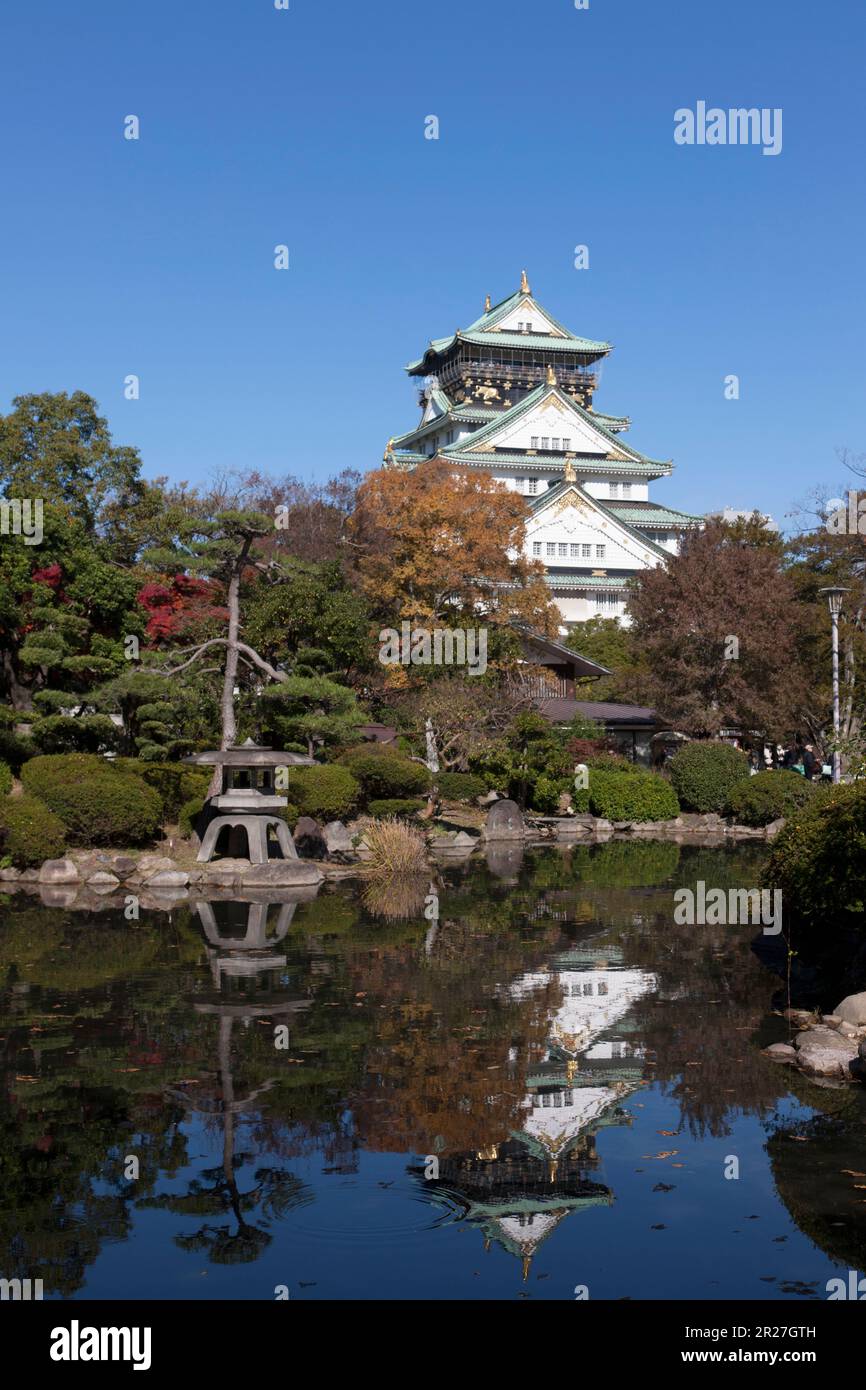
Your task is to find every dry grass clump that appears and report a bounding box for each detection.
[359,816,428,878]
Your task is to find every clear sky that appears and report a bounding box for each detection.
[1,0,864,530]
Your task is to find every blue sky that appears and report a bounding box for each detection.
[1,0,864,530]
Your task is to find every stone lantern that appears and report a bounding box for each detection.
[183,739,314,864]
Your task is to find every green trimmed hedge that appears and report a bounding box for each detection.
[764,783,865,925]
[20,754,162,845]
[588,770,680,823]
[668,741,750,813]
[726,770,816,827]
[436,771,487,802]
[585,754,641,775]
[285,764,360,821]
[337,745,430,801]
[367,797,426,819]
[114,759,211,820]
[0,794,67,867]
[0,760,12,797]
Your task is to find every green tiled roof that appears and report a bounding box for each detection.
[406,287,611,372]
[608,504,702,527]
[543,573,633,590]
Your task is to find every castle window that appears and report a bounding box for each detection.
[551,438,560,450]
[581,544,591,558]
[622,482,632,497]
[562,437,571,450]
[610,483,619,498]
[528,478,538,495]
[532,542,541,556]
[541,437,549,449]
[558,543,567,557]
[546,543,555,557]
[530,436,538,448]
[570,543,580,557]
[596,545,606,559]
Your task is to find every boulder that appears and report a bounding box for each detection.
[764,1043,797,1061]
[765,818,786,840]
[38,858,81,885]
[145,870,190,889]
[240,861,324,888]
[794,1026,860,1079]
[323,821,354,855]
[128,855,177,882]
[0,867,21,881]
[483,799,525,841]
[86,871,122,892]
[477,791,499,806]
[109,855,139,879]
[294,817,328,860]
[834,992,866,1027]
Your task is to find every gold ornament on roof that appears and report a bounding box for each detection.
[520,268,530,294]
[383,438,394,463]
[564,460,577,483]
[546,364,557,386]
[484,294,491,311]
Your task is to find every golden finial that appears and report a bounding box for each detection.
[484,294,491,311]
[564,459,577,483]
[383,437,394,463]
[522,1254,532,1282]
[520,269,530,294]
[546,363,557,386]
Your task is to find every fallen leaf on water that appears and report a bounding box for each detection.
[657,1130,678,1137]
[641,1150,679,1160]
[841,1169,866,1177]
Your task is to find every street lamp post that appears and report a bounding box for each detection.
[818,586,849,784]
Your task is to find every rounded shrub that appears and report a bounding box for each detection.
[337,745,430,801]
[0,794,67,867]
[286,764,360,821]
[0,760,12,796]
[0,728,36,775]
[367,797,426,819]
[436,771,487,802]
[585,753,642,775]
[588,770,679,823]
[21,755,162,845]
[114,759,211,820]
[668,741,750,813]
[178,795,206,838]
[764,783,865,925]
[726,770,816,827]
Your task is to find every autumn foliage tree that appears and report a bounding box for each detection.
[626,518,807,739]
[347,461,559,634]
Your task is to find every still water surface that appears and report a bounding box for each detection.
[1,842,864,1300]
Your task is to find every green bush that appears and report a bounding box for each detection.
[178,796,206,838]
[726,770,816,827]
[29,714,120,755]
[0,794,67,867]
[0,760,12,796]
[588,770,679,823]
[668,741,750,813]
[0,728,36,775]
[285,764,360,821]
[20,753,108,798]
[21,755,162,845]
[367,797,426,819]
[529,774,569,814]
[585,753,641,775]
[337,745,430,801]
[764,783,865,924]
[436,771,487,802]
[114,759,211,820]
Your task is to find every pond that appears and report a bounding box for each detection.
[1,841,864,1301]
